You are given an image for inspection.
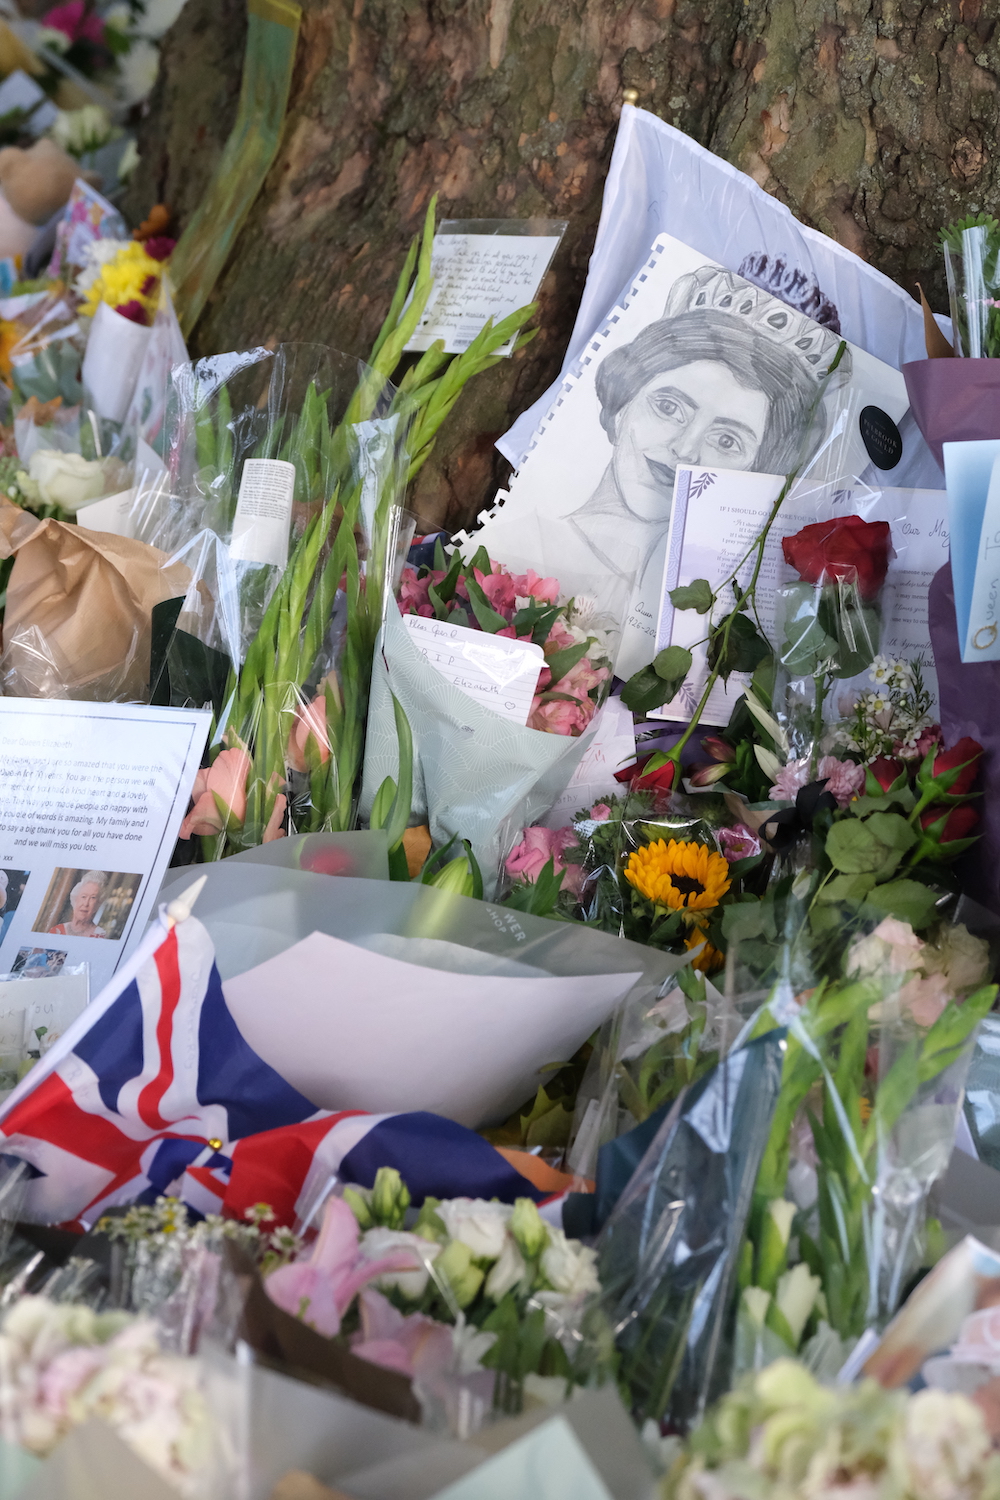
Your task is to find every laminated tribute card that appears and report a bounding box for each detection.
[471,232,913,678]
[651,467,949,725]
[942,439,1000,663]
[0,700,209,991]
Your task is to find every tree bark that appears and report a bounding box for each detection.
[126,0,1000,531]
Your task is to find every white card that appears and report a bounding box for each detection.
[403,614,545,724]
[542,694,636,827]
[229,458,296,567]
[81,300,152,425]
[74,487,135,538]
[653,467,948,724]
[405,232,562,355]
[0,700,210,991]
[963,453,1000,661]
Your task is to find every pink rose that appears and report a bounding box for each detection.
[897,970,950,1028]
[505,824,579,884]
[718,824,762,862]
[590,803,612,821]
[528,693,596,736]
[287,695,331,773]
[512,569,560,604]
[180,746,251,839]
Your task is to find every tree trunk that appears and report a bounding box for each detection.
[126,0,1000,531]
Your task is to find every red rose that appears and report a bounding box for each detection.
[931,736,983,796]
[920,804,980,842]
[782,515,893,601]
[869,756,905,791]
[614,754,676,792]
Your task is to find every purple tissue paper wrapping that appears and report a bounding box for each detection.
[903,359,1000,469]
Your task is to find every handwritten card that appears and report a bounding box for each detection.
[0,700,210,991]
[403,614,544,724]
[653,467,948,724]
[542,695,636,828]
[405,228,563,356]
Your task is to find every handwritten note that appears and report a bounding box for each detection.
[542,696,636,828]
[403,614,544,723]
[405,233,562,356]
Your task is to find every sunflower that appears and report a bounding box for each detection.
[685,926,724,974]
[624,837,731,912]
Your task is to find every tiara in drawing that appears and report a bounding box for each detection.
[664,265,845,378]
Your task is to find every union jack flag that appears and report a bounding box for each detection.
[0,912,559,1230]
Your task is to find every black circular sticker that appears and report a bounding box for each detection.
[859,405,903,470]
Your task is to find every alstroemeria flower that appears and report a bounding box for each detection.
[511,569,559,604]
[179,747,252,839]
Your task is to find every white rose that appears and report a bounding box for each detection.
[358,1228,439,1299]
[540,1227,600,1298]
[436,1198,511,1260]
[28,449,109,511]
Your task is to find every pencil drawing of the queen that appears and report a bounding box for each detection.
[563,264,851,589]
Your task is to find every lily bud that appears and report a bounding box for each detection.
[774,1262,821,1347]
[702,736,735,763]
[425,854,476,896]
[756,1197,796,1294]
[370,1167,410,1230]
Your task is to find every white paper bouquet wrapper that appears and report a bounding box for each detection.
[81,300,153,425]
[360,605,595,897]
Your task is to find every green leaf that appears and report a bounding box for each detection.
[816,872,877,904]
[669,579,714,614]
[504,856,567,916]
[825,811,917,878]
[621,664,674,715]
[464,573,509,633]
[710,611,771,680]
[545,638,592,687]
[863,878,939,929]
[652,645,693,699]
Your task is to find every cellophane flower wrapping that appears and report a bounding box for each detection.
[150,345,413,850]
[361,512,636,897]
[726,905,994,1383]
[585,1029,785,1434]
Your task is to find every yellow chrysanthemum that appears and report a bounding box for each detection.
[81,241,162,319]
[685,926,725,974]
[624,837,731,912]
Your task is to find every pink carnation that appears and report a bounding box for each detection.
[768,754,864,808]
[590,803,612,821]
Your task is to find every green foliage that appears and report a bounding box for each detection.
[669,578,714,613]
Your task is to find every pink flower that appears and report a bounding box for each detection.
[262,793,287,843]
[351,1287,454,1379]
[718,824,762,862]
[43,1,105,44]
[511,570,560,604]
[590,803,612,821]
[544,619,577,653]
[264,1198,422,1338]
[114,300,149,326]
[897,970,951,1028]
[179,746,251,839]
[554,655,608,696]
[816,755,865,807]
[398,567,433,617]
[505,824,579,884]
[287,696,331,773]
[38,1346,103,1417]
[528,693,596,736]
[953,1308,1000,1367]
[473,565,516,615]
[767,755,864,807]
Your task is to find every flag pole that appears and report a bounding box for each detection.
[0,876,208,1125]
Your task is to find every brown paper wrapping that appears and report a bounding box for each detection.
[0,499,189,701]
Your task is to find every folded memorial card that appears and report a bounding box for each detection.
[943,439,1000,663]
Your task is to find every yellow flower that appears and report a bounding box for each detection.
[81,241,162,320]
[685,926,725,973]
[624,837,731,912]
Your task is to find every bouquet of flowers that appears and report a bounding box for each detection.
[261,1169,602,1433]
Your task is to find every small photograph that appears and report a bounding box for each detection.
[0,869,29,944]
[11,947,67,978]
[31,870,142,943]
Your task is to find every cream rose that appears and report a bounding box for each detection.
[28,449,109,511]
